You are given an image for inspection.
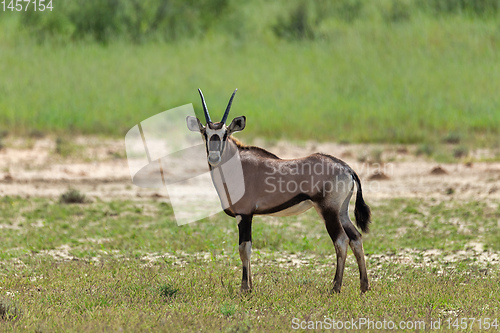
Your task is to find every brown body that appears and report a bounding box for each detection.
[209,137,371,293]
[187,89,371,293]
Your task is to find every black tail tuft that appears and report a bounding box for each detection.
[352,172,371,233]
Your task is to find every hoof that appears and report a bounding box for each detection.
[240,285,252,293]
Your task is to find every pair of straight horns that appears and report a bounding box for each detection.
[198,88,237,124]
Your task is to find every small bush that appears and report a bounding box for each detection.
[333,0,364,22]
[29,130,46,139]
[453,145,469,158]
[59,188,87,204]
[0,299,21,321]
[22,0,230,44]
[273,1,315,40]
[416,0,500,16]
[273,0,364,40]
[55,137,84,158]
[416,143,434,157]
[442,132,462,144]
[159,283,178,299]
[55,137,73,157]
[382,0,413,22]
[272,0,499,41]
[220,303,236,317]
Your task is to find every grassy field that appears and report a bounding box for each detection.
[1,1,500,331]
[1,7,500,146]
[0,196,499,331]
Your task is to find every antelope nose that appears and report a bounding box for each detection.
[208,151,221,166]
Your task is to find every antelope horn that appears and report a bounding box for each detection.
[198,89,211,123]
[221,89,238,124]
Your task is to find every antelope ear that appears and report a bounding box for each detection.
[228,116,246,133]
[186,116,203,132]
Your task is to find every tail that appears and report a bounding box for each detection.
[351,171,371,233]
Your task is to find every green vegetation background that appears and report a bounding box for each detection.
[1,0,499,145]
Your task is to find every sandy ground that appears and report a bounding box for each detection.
[1,137,499,266]
[1,137,499,203]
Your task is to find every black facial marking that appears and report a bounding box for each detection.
[203,132,209,155]
[209,135,221,151]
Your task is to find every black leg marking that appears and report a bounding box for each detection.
[238,215,252,244]
[242,266,248,281]
[237,215,253,291]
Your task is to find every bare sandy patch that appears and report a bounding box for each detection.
[0,137,499,206]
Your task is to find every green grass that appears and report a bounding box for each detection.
[0,196,499,331]
[0,196,499,259]
[1,13,500,145]
[1,259,499,332]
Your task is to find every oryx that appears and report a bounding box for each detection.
[186,89,371,293]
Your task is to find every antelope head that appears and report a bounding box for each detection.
[187,89,246,167]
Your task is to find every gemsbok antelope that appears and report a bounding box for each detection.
[186,89,371,293]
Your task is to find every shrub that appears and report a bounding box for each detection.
[59,188,87,204]
[453,145,469,158]
[159,283,178,299]
[273,0,364,40]
[22,0,230,44]
[381,0,413,22]
[416,0,500,16]
[0,299,21,321]
[273,1,315,40]
[416,143,434,157]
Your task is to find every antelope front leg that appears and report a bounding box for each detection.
[237,215,253,291]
